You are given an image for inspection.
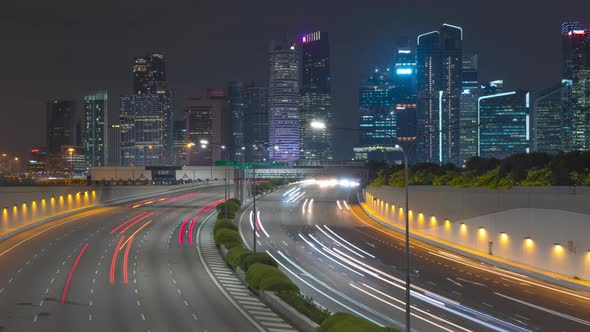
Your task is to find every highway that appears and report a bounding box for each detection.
[238,181,590,332]
[0,185,260,332]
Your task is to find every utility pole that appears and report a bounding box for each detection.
[252,166,257,253]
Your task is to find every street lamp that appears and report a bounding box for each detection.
[67,148,75,180]
[311,121,413,330]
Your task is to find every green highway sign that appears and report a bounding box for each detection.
[215,160,237,166]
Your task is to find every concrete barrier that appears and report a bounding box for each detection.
[359,192,590,293]
[260,291,319,332]
[0,182,221,242]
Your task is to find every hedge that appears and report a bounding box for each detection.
[227,198,242,207]
[259,274,299,293]
[226,247,252,269]
[277,291,330,324]
[245,263,297,293]
[242,252,278,271]
[214,219,238,233]
[216,201,241,218]
[318,312,400,332]
[214,229,242,249]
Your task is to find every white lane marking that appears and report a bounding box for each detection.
[495,292,590,327]
[141,313,146,321]
[447,278,463,287]
[0,288,4,294]
[456,277,486,287]
[515,314,529,321]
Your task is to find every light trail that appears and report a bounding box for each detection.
[110,236,125,284]
[61,243,89,304]
[120,219,153,250]
[323,225,376,258]
[178,216,191,245]
[118,212,154,234]
[123,236,134,284]
[188,216,198,245]
[109,212,147,234]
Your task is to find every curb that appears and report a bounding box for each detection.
[357,194,590,294]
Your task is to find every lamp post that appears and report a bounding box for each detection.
[311,118,500,332]
[67,148,75,181]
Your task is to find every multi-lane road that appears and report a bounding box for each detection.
[239,181,590,331]
[0,185,261,332]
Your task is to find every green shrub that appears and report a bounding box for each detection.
[318,312,400,332]
[246,263,277,289]
[259,275,299,293]
[227,198,242,207]
[216,201,241,218]
[226,247,252,269]
[242,252,278,271]
[214,229,242,248]
[277,291,331,324]
[214,219,238,233]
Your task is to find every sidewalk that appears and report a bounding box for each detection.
[358,200,590,293]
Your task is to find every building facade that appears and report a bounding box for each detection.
[46,100,79,155]
[107,124,121,166]
[268,40,300,163]
[459,54,479,165]
[561,22,590,151]
[534,84,564,154]
[83,91,108,167]
[228,81,245,162]
[184,89,232,166]
[120,94,168,166]
[478,90,531,159]
[416,24,463,165]
[243,82,269,162]
[299,31,333,161]
[172,120,188,166]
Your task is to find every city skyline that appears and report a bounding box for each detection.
[2,1,589,158]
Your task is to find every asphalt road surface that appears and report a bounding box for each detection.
[0,185,260,332]
[238,182,590,332]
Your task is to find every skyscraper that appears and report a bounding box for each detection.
[243,82,269,162]
[299,31,333,161]
[83,91,108,167]
[46,100,79,154]
[459,54,479,165]
[172,120,188,166]
[561,22,590,151]
[416,24,463,165]
[228,81,245,162]
[478,90,531,159]
[120,94,168,166]
[130,52,173,164]
[355,68,396,161]
[107,124,121,166]
[268,40,300,163]
[355,40,417,162]
[133,53,168,95]
[184,89,232,166]
[534,84,564,154]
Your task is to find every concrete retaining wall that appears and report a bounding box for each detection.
[0,182,218,236]
[365,186,590,281]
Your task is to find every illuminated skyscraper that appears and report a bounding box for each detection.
[478,90,531,159]
[83,90,108,167]
[459,54,479,165]
[120,94,168,166]
[355,40,417,162]
[172,120,188,166]
[268,40,300,163]
[130,52,173,164]
[416,24,463,165]
[534,84,564,154]
[299,31,333,161]
[243,82,269,162]
[561,22,590,151]
[133,53,168,95]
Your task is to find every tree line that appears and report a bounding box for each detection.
[369,151,590,189]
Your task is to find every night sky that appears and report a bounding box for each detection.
[1,1,589,159]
